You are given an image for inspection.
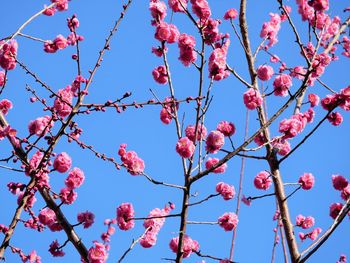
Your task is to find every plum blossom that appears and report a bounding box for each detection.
[168,0,188,13]
[176,137,195,158]
[260,13,282,48]
[152,65,168,84]
[190,0,211,20]
[0,71,5,86]
[257,65,274,81]
[243,88,263,110]
[298,173,315,190]
[149,0,167,22]
[206,130,225,153]
[295,215,315,229]
[332,175,348,191]
[38,208,62,232]
[178,34,197,66]
[218,212,238,231]
[299,227,322,241]
[329,203,343,219]
[49,240,65,257]
[254,171,272,190]
[88,242,108,263]
[155,22,179,43]
[116,203,135,230]
[169,235,199,258]
[185,124,207,142]
[28,116,53,137]
[308,93,320,107]
[223,9,238,20]
[0,99,13,115]
[160,97,178,124]
[272,138,291,156]
[208,39,230,81]
[202,18,220,45]
[77,211,95,228]
[216,121,235,137]
[216,182,235,200]
[0,40,18,70]
[59,187,77,204]
[273,74,292,97]
[65,167,85,189]
[205,157,227,174]
[53,152,72,173]
[118,144,145,175]
[53,86,73,117]
[327,112,343,126]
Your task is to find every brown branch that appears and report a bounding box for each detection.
[188,193,220,206]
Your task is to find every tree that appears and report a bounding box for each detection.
[0,0,349,262]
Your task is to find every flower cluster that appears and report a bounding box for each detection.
[116,202,135,230]
[295,215,315,229]
[260,13,282,48]
[332,174,350,201]
[160,97,178,124]
[243,88,263,110]
[254,171,272,190]
[190,0,211,20]
[208,39,230,81]
[53,86,73,117]
[118,144,145,175]
[257,65,274,81]
[273,74,292,97]
[176,137,195,158]
[298,173,315,190]
[205,157,227,174]
[185,123,207,142]
[152,65,168,84]
[216,121,235,137]
[28,116,54,137]
[87,242,108,263]
[216,182,235,200]
[178,34,197,66]
[0,99,13,115]
[53,152,72,173]
[0,40,18,70]
[168,0,188,13]
[218,212,238,231]
[77,211,95,229]
[205,130,225,153]
[169,235,199,258]
[38,208,63,232]
[299,227,322,241]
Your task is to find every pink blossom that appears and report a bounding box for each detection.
[279,113,307,139]
[216,182,235,200]
[208,40,230,81]
[53,152,72,173]
[330,203,343,219]
[254,171,272,190]
[0,40,18,70]
[77,211,95,228]
[152,46,167,57]
[205,157,227,174]
[270,55,280,63]
[28,116,53,137]
[296,215,315,229]
[298,173,315,190]
[260,13,282,48]
[149,0,167,22]
[0,71,5,86]
[321,94,338,111]
[155,22,179,43]
[290,66,307,80]
[152,65,168,84]
[49,240,65,257]
[0,224,8,234]
[309,0,329,12]
[169,235,199,258]
[140,230,158,248]
[185,124,207,142]
[309,227,322,240]
[241,195,252,206]
[272,138,291,156]
[308,93,320,107]
[168,0,188,13]
[178,34,197,66]
[0,99,13,115]
[160,97,178,124]
[342,36,350,58]
[280,5,292,21]
[53,86,73,117]
[223,8,238,20]
[17,191,36,211]
[341,185,350,201]
[118,144,145,175]
[218,212,238,231]
[243,88,263,110]
[332,175,348,191]
[38,208,57,227]
[254,132,267,146]
[60,187,77,204]
[205,130,225,153]
[202,18,220,45]
[216,121,235,137]
[339,86,350,111]
[273,74,292,97]
[88,242,108,263]
[327,112,343,126]
[65,167,85,189]
[176,137,195,158]
[43,6,56,16]
[116,203,135,230]
[67,15,80,31]
[54,35,68,49]
[190,0,211,20]
[257,65,274,81]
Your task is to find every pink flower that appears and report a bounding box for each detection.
[296,215,315,229]
[0,71,5,86]
[140,230,158,248]
[273,74,293,97]
[178,34,197,66]
[176,137,195,158]
[53,86,73,117]
[116,203,135,230]
[168,0,188,13]
[308,93,320,107]
[260,13,282,48]
[28,115,53,137]
[254,171,272,190]
[290,66,307,80]
[59,187,77,204]
[257,65,274,81]
[341,185,350,201]
[0,40,18,70]
[169,235,199,258]
[185,124,207,142]
[118,144,145,175]
[216,121,236,137]
[243,88,263,110]
[53,152,72,173]
[43,6,56,16]
[223,8,238,20]
[149,0,167,22]
[279,114,306,139]
[202,18,220,45]
[208,40,230,81]
[88,242,108,263]
[205,130,225,153]
[190,0,211,20]
[38,208,56,226]
[53,35,68,49]
[77,211,95,228]
[155,22,179,43]
[65,167,85,189]
[160,97,178,124]
[272,138,291,156]
[327,112,343,126]
[330,203,343,219]
[309,0,329,12]
[321,94,338,111]
[218,212,238,231]
[205,158,227,174]
[309,227,322,240]
[298,173,315,190]
[152,65,168,84]
[332,175,348,191]
[0,99,13,115]
[216,182,235,200]
[49,240,65,257]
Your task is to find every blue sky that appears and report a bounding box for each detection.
[0,0,349,262]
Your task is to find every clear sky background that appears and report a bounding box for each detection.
[0,0,349,262]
